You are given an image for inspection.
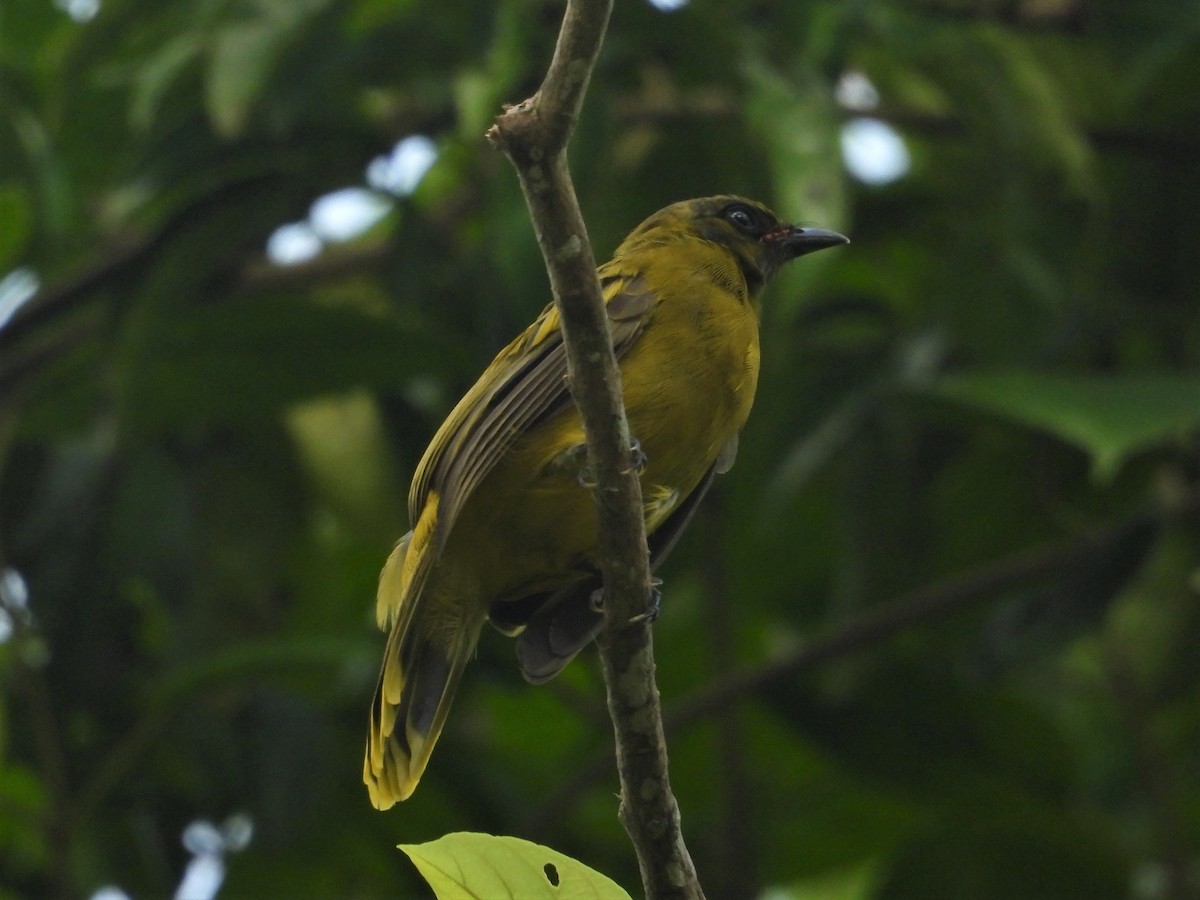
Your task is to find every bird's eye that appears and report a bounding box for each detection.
[724,205,756,233]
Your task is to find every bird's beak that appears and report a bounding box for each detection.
[766,226,850,258]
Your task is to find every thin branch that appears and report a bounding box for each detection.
[486,0,702,896]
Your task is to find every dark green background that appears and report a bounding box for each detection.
[2,0,1198,897]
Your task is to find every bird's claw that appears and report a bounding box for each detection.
[588,579,662,625]
[620,438,648,476]
[548,443,596,488]
[574,438,646,485]
[627,580,662,625]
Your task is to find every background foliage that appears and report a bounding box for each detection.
[2,0,1199,897]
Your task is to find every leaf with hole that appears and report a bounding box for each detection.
[399,833,631,900]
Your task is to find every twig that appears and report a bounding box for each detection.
[486,1,703,896]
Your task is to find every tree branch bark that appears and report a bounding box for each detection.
[486,1,703,897]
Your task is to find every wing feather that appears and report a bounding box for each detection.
[408,268,657,558]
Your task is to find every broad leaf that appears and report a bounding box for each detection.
[930,372,1200,478]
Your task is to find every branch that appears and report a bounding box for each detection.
[486,1,702,897]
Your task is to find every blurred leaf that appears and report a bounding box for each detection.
[399,832,632,900]
[743,58,848,324]
[453,0,528,137]
[0,763,47,876]
[736,706,922,881]
[929,372,1200,478]
[130,34,205,131]
[983,516,1159,666]
[744,59,846,233]
[876,811,1128,900]
[453,70,496,140]
[976,29,1097,195]
[287,390,400,535]
[121,295,458,433]
[207,22,289,137]
[148,637,365,706]
[11,109,74,240]
[766,859,882,900]
[206,0,332,136]
[0,184,31,268]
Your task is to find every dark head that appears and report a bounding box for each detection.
[616,195,848,295]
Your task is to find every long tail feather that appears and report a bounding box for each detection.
[364,625,479,809]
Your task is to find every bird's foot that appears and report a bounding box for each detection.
[543,443,593,487]
[627,579,662,624]
[620,438,648,476]
[555,438,647,488]
[587,578,662,625]
[576,462,598,489]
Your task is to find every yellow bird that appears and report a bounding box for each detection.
[365,196,847,808]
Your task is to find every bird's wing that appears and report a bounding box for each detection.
[408,264,658,555]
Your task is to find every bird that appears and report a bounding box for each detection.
[364,195,847,808]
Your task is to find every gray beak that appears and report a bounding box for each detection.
[771,226,850,258]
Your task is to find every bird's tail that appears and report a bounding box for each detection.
[364,537,483,809]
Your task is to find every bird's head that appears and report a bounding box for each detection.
[617,195,848,295]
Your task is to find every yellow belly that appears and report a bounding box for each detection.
[439,286,761,608]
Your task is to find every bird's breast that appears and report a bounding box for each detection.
[448,274,760,602]
[621,282,760,484]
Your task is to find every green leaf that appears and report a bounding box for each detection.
[147,637,365,705]
[976,30,1097,196]
[929,372,1200,478]
[399,833,632,900]
[877,811,1127,900]
[131,34,205,131]
[205,0,332,136]
[742,58,847,321]
[287,391,401,535]
[453,69,498,139]
[0,184,31,268]
[207,21,287,136]
[120,295,461,434]
[766,859,882,900]
[743,59,845,231]
[0,763,48,874]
